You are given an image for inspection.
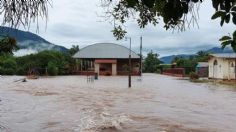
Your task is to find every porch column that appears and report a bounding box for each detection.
[112,63,117,75]
[95,63,100,75]
[80,59,83,71]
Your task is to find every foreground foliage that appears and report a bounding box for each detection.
[103,0,236,51]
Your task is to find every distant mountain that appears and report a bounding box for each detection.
[205,47,234,53]
[160,46,234,64]
[0,26,68,55]
[160,54,194,64]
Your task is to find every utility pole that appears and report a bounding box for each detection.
[235,54,236,86]
[140,36,143,77]
[125,37,132,88]
[129,37,131,88]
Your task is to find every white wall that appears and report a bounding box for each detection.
[228,59,236,79]
[209,57,236,80]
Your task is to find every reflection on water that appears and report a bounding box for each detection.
[0,74,236,132]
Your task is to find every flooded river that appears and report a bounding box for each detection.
[0,74,236,132]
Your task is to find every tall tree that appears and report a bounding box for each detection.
[144,51,162,73]
[0,36,18,54]
[69,45,80,56]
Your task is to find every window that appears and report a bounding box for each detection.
[230,62,236,73]
[213,60,218,65]
[231,62,234,67]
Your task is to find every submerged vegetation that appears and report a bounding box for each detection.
[0,35,79,76]
[0,50,77,76]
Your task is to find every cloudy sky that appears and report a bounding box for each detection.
[25,0,234,56]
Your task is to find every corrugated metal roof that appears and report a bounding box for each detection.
[211,53,236,58]
[73,43,140,59]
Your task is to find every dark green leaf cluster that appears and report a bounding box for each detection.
[211,0,236,25]
[109,0,203,40]
[107,0,236,51]
[219,31,236,52]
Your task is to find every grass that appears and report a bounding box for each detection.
[190,79,211,83]
[190,78,236,88]
[218,80,236,87]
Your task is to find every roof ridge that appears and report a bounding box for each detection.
[73,43,140,59]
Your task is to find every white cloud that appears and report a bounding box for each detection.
[14,49,38,57]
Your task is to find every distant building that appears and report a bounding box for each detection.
[73,43,140,76]
[196,62,209,77]
[208,53,236,80]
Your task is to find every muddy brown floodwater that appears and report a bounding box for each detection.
[0,74,236,132]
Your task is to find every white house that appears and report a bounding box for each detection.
[209,53,236,80]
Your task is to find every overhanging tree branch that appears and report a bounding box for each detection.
[0,0,51,30]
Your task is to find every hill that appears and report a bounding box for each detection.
[160,54,194,64]
[205,47,234,53]
[0,26,68,55]
[160,47,234,64]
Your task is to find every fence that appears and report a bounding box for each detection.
[162,68,185,77]
[161,67,195,77]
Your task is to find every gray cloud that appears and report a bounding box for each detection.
[19,0,235,56]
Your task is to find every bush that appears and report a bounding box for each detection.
[0,68,15,75]
[0,50,75,75]
[0,58,17,75]
[156,69,162,74]
[47,62,58,76]
[4,68,15,75]
[2,59,17,69]
[0,67,4,75]
[189,72,199,80]
[16,67,26,75]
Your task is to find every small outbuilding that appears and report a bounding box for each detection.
[196,62,209,77]
[73,43,141,76]
[208,53,236,80]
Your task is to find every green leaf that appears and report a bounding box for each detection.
[231,6,236,12]
[221,40,233,49]
[219,36,232,41]
[231,42,236,52]
[225,14,230,23]
[126,0,138,8]
[233,13,236,25]
[211,11,226,20]
[233,30,236,42]
[220,17,225,26]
